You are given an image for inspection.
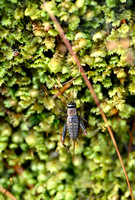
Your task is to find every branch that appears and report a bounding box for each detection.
[0,187,17,200]
[13,164,34,189]
[128,119,135,154]
[4,161,34,190]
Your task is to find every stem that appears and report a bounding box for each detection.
[13,164,34,189]
[0,187,17,200]
[46,10,134,200]
[128,119,135,154]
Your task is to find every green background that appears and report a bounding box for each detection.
[0,0,135,199]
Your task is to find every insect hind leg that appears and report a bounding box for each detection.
[62,142,70,152]
[80,120,87,135]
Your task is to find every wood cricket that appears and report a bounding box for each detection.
[61,100,87,160]
[49,75,88,160]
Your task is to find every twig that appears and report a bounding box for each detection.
[4,161,34,190]
[53,79,73,99]
[0,186,17,200]
[4,177,13,195]
[13,164,34,189]
[128,119,135,154]
[45,8,134,200]
[48,75,69,101]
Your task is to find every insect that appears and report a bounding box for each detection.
[48,75,87,159]
[61,100,87,160]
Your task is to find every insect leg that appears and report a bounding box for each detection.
[61,124,69,151]
[58,115,67,119]
[77,104,84,110]
[80,117,87,123]
[80,120,87,135]
[59,108,67,113]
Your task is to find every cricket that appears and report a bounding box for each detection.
[61,100,87,160]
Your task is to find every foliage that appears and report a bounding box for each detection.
[0,0,135,199]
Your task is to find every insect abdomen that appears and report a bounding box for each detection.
[67,116,79,140]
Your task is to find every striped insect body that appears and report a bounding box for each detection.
[61,101,87,160]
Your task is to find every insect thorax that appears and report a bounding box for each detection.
[67,108,77,116]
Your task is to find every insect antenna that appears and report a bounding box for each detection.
[73,86,75,102]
